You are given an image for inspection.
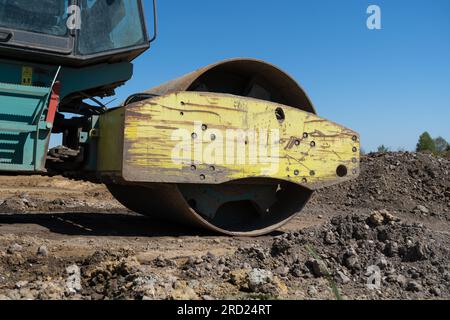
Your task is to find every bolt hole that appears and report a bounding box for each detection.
[275,107,285,122]
[336,165,348,177]
[201,124,208,131]
[180,111,184,116]
[200,174,206,180]
[191,133,197,139]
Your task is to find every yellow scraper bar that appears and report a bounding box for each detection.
[98,92,360,190]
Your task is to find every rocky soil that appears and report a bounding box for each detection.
[0,152,448,300]
[315,152,449,220]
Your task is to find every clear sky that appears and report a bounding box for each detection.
[110,0,450,152]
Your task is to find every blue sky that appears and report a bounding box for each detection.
[111,0,450,152]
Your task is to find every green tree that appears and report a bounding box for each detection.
[433,136,449,153]
[377,145,389,153]
[416,132,436,153]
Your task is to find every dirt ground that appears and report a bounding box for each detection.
[0,152,448,300]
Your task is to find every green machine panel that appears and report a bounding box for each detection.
[0,82,52,171]
[0,57,133,174]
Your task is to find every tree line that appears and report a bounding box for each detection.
[376,132,449,157]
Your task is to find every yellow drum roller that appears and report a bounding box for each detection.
[98,59,360,236]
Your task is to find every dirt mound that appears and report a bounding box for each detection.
[0,175,124,214]
[179,211,449,299]
[0,195,124,214]
[0,175,101,190]
[2,211,447,300]
[314,152,450,219]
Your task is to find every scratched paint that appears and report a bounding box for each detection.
[99,91,360,189]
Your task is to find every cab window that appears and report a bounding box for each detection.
[77,0,147,55]
[0,0,69,36]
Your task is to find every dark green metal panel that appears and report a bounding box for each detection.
[0,58,133,173]
[60,62,133,98]
[0,82,51,171]
[0,59,133,100]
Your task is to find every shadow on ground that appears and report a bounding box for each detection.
[0,212,216,237]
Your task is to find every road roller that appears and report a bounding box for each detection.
[0,0,360,236]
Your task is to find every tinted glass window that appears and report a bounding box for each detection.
[0,0,69,36]
[78,0,146,55]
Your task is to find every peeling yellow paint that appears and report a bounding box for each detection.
[99,92,360,189]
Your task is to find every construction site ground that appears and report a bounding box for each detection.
[0,152,448,300]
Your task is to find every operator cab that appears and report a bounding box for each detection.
[0,0,150,66]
